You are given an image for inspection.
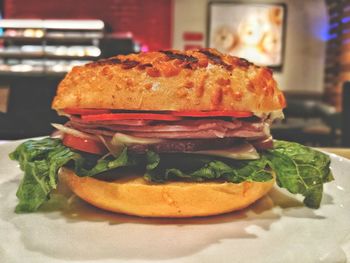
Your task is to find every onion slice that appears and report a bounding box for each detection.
[51,123,99,141]
[111,133,164,146]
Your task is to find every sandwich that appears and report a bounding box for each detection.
[10,48,333,217]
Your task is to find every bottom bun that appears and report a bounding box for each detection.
[59,168,275,218]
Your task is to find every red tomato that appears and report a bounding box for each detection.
[81,113,182,122]
[63,134,106,155]
[64,108,111,115]
[172,111,253,118]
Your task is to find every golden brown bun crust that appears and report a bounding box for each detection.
[59,168,275,218]
[52,48,286,112]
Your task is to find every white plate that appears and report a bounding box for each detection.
[0,140,350,263]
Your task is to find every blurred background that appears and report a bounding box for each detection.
[0,0,348,147]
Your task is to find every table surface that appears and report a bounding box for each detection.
[319,148,350,159]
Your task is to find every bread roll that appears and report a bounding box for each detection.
[59,168,275,218]
[52,48,286,113]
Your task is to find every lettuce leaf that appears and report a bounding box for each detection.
[144,141,333,208]
[10,138,333,212]
[144,152,273,183]
[10,138,132,212]
[265,140,334,208]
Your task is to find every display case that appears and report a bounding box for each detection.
[0,19,141,139]
[0,19,105,76]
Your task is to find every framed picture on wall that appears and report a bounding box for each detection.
[207,2,286,70]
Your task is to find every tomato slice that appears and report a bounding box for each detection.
[63,134,107,154]
[172,111,253,118]
[81,113,182,122]
[64,108,111,115]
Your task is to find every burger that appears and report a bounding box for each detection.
[10,48,333,217]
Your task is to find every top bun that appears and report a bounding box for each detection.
[52,48,286,113]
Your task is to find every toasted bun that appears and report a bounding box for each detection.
[52,48,286,113]
[59,168,275,218]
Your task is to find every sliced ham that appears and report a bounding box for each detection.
[68,119,242,132]
[76,126,266,139]
[57,116,273,154]
[127,129,265,139]
[67,116,268,140]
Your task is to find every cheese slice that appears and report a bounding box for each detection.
[188,142,259,160]
[112,133,164,145]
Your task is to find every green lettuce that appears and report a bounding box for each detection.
[266,140,334,208]
[9,138,133,212]
[144,151,273,183]
[10,138,333,213]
